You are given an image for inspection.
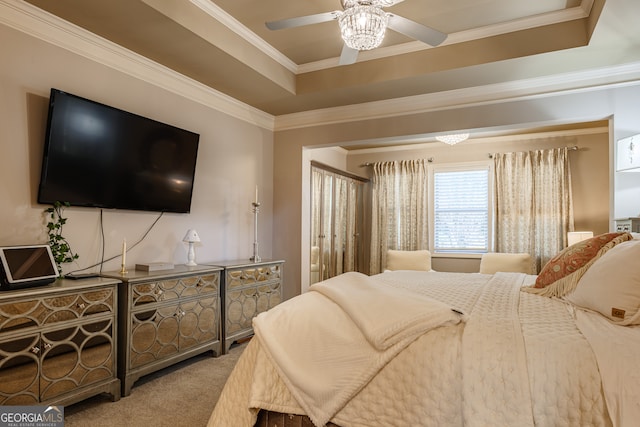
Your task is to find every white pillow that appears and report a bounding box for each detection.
[479,253,533,274]
[386,250,432,271]
[565,240,640,325]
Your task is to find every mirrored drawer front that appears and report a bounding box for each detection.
[0,288,116,334]
[0,320,116,404]
[226,264,282,290]
[131,273,220,307]
[129,297,219,369]
[40,319,116,401]
[0,333,40,404]
[226,282,282,334]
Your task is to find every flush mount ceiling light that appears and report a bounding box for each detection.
[436,133,470,145]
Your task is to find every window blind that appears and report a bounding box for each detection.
[433,168,489,252]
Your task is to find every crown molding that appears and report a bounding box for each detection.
[274,61,640,131]
[2,0,634,135]
[0,0,275,130]
[297,4,590,73]
[345,126,609,155]
[190,0,594,75]
[188,0,298,74]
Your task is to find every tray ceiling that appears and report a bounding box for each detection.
[20,0,625,118]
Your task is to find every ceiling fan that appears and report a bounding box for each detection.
[265,0,447,65]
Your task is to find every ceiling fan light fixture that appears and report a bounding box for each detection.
[436,133,470,145]
[343,0,398,6]
[338,5,388,51]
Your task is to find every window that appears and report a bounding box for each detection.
[431,164,491,253]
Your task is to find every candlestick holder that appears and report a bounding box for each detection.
[250,201,261,262]
[120,239,128,275]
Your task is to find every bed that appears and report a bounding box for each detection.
[208,233,640,427]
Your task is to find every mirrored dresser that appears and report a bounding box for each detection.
[208,259,284,353]
[102,264,222,396]
[0,277,121,405]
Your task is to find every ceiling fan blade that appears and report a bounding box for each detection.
[266,11,340,31]
[339,44,359,65]
[387,14,447,46]
[374,0,406,6]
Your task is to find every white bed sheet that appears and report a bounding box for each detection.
[208,271,613,427]
[573,308,640,427]
[251,272,466,426]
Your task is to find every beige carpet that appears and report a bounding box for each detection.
[63,343,246,427]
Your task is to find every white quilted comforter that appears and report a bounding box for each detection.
[208,271,613,427]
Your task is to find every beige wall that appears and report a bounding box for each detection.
[275,87,640,298]
[4,12,640,301]
[345,129,610,273]
[347,129,611,235]
[0,24,274,274]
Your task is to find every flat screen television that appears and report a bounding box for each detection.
[38,88,199,213]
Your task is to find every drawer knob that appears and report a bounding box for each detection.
[30,346,40,354]
[77,303,86,310]
[44,343,52,350]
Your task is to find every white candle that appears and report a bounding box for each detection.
[255,185,259,203]
[122,238,126,266]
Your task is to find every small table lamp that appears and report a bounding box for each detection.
[183,229,201,266]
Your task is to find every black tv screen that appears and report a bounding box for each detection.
[38,88,199,213]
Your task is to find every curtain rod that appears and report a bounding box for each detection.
[311,160,369,182]
[360,157,434,167]
[488,145,578,159]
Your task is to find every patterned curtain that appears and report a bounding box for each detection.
[311,166,364,283]
[493,147,574,273]
[369,159,429,274]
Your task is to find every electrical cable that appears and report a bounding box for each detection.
[66,211,164,276]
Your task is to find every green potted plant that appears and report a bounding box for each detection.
[45,201,79,275]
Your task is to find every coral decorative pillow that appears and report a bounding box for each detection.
[528,232,633,297]
[565,239,640,325]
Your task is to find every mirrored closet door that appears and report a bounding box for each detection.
[310,163,366,285]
